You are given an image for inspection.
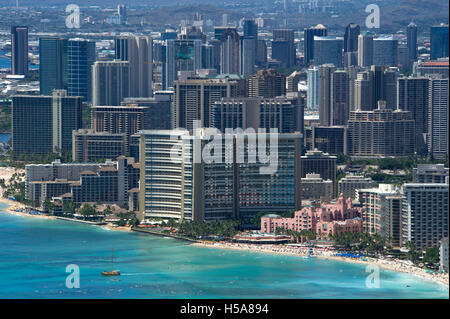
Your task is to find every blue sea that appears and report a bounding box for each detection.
[0,203,448,299]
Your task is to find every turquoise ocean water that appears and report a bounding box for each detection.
[0,203,448,299]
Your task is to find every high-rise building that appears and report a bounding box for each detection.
[25,160,109,205]
[430,24,449,60]
[358,184,403,247]
[307,67,319,109]
[413,164,449,184]
[373,36,398,67]
[219,27,240,74]
[272,29,295,68]
[247,69,286,98]
[240,36,256,76]
[308,126,348,155]
[243,19,258,62]
[354,71,373,111]
[301,149,337,190]
[318,64,336,126]
[301,173,333,200]
[344,23,360,53]
[407,22,418,66]
[313,36,344,67]
[286,71,301,93]
[122,93,173,130]
[304,24,327,65]
[427,77,449,159]
[173,77,246,130]
[91,104,149,149]
[413,60,449,78]
[12,90,82,159]
[138,130,302,222]
[11,26,28,76]
[92,60,130,106]
[39,38,68,95]
[397,77,429,153]
[338,175,375,200]
[357,32,374,67]
[115,36,153,98]
[72,129,126,162]
[256,39,267,67]
[401,183,449,249]
[347,103,415,157]
[117,5,127,25]
[213,94,304,134]
[165,39,202,88]
[68,39,96,101]
[331,70,349,126]
[383,67,399,110]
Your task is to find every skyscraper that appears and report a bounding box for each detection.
[219,27,240,74]
[138,130,302,222]
[314,36,344,67]
[354,71,373,111]
[344,23,360,53]
[240,36,256,76]
[428,77,449,160]
[243,19,258,62]
[343,23,360,67]
[39,38,68,95]
[373,36,398,67]
[357,32,374,67]
[213,95,304,134]
[430,24,449,60]
[407,22,418,66]
[173,77,246,130]
[318,64,336,126]
[304,24,327,65]
[347,104,415,157]
[307,67,319,109]
[115,36,153,98]
[247,69,286,98]
[272,29,295,68]
[68,39,96,101]
[165,39,202,88]
[397,77,429,153]
[11,26,28,76]
[92,60,130,106]
[12,90,82,159]
[401,183,449,249]
[331,70,349,126]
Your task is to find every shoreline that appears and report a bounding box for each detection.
[0,191,448,290]
[191,241,449,288]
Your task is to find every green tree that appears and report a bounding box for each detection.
[405,241,420,264]
[423,247,439,265]
[79,203,96,218]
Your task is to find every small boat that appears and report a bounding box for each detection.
[102,248,120,276]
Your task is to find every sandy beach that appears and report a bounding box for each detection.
[192,241,449,288]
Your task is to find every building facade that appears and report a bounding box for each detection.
[138,129,302,222]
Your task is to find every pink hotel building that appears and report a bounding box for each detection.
[260,195,363,238]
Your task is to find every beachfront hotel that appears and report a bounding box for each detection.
[26,157,139,209]
[260,194,362,238]
[12,90,82,159]
[401,183,449,249]
[138,129,302,222]
[357,184,404,246]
